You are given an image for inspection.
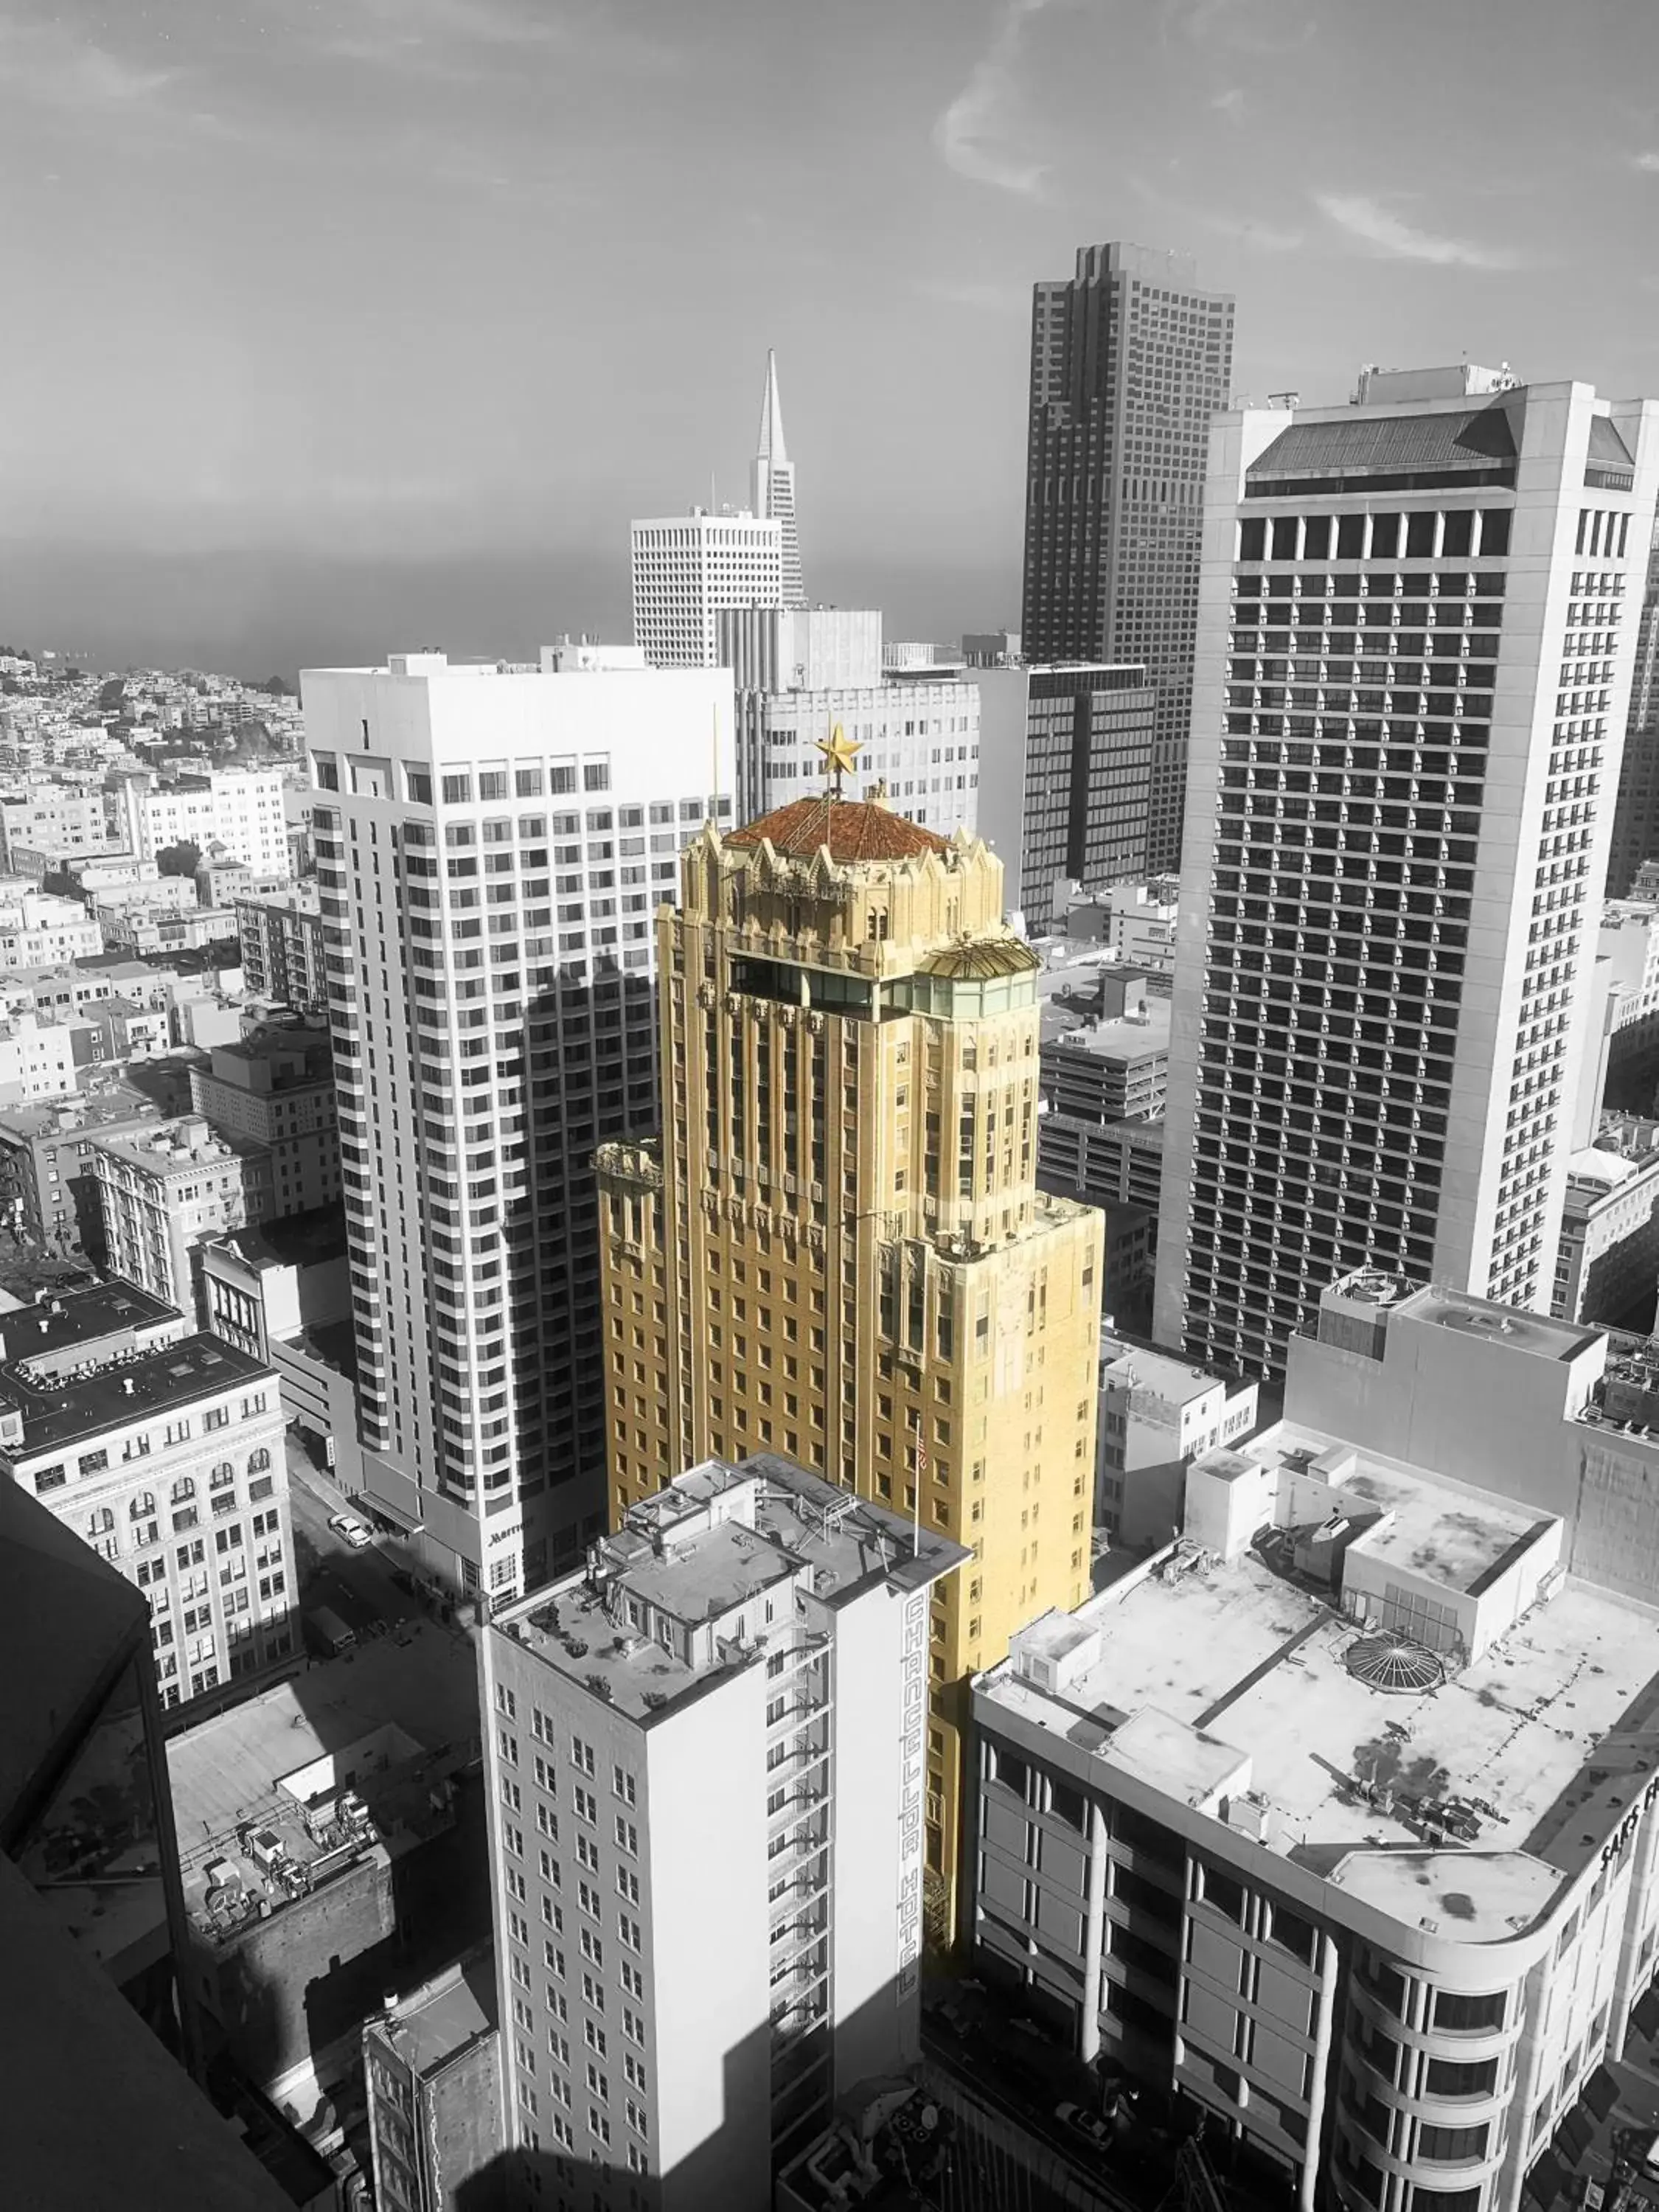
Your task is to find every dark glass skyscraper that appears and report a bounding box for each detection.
[1020,242,1234,872]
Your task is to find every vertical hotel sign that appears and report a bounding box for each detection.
[896,1590,927,1997]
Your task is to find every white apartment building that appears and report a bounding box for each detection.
[91,1115,289,1317]
[0,1284,293,1707]
[0,883,103,965]
[479,1455,967,2211]
[726,605,981,838]
[1156,377,1659,1378]
[301,650,736,1602]
[1094,1329,1259,1547]
[109,766,291,880]
[630,509,782,669]
[0,1012,80,1107]
[0,781,112,870]
[975,1274,1659,2212]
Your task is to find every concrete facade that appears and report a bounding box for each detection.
[235,885,327,1011]
[0,1296,293,1708]
[629,509,782,669]
[302,650,737,1601]
[1157,379,1659,1379]
[479,1457,964,2209]
[1095,1330,1259,1548]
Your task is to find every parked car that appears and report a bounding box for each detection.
[1056,2101,1113,2154]
[329,1513,372,1548]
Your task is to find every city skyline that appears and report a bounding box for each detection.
[1,0,1657,672]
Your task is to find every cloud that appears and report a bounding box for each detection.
[316,0,672,75]
[1127,172,1303,254]
[1211,86,1245,121]
[1634,151,1659,173]
[933,0,1060,200]
[1162,0,1315,55]
[0,18,175,111]
[1315,192,1519,271]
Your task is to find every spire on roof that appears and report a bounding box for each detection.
[755,348,788,466]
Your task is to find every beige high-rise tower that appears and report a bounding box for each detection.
[597,762,1102,1929]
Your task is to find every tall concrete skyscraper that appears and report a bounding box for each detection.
[751,349,804,608]
[1155,375,1659,1380]
[1020,243,1235,874]
[1605,524,1659,896]
[595,780,1102,1931]
[302,650,734,1602]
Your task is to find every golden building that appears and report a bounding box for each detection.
[596,779,1102,1930]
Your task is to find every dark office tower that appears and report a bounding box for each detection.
[1020,243,1235,874]
[1605,524,1659,896]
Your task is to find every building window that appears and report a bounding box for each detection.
[33,1463,66,1494]
[1432,1991,1506,2034]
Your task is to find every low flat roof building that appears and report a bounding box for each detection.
[172,1619,488,2121]
[975,1273,1659,2212]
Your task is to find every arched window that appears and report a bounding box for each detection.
[130,1492,156,1520]
[87,1506,115,1537]
[210,1461,234,1491]
[248,1447,271,1475]
[170,1476,195,1504]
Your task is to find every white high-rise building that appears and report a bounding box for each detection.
[109,766,291,879]
[300,651,735,1600]
[751,349,804,608]
[720,605,981,838]
[480,1453,966,2211]
[630,509,782,669]
[1155,376,1659,1379]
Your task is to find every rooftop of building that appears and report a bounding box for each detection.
[1099,1334,1231,1408]
[983,1433,1659,1936]
[90,1113,262,1175]
[1040,996,1172,1064]
[725,793,951,865]
[0,1329,275,1455]
[0,1281,181,1364]
[370,1949,498,2079]
[495,1454,966,1725]
[0,1088,164,1143]
[169,1620,481,1934]
[211,1207,349,1275]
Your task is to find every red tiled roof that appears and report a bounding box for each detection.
[725,797,950,864]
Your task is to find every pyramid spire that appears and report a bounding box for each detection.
[750,348,804,606]
[755,347,789,466]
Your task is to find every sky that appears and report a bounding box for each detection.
[1,0,1657,677]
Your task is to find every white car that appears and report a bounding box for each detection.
[1055,2102,1113,2153]
[329,1513,372,1549]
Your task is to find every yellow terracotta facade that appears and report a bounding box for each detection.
[597,799,1102,1932]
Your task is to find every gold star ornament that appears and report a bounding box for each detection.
[815,723,862,793]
